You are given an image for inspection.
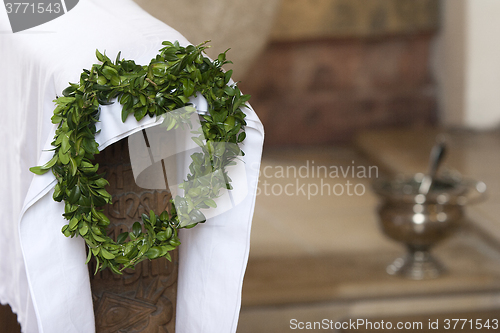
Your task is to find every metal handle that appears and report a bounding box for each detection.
[419,136,447,195]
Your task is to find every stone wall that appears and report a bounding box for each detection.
[239,0,440,146]
[270,0,439,40]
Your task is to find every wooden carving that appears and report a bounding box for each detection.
[89,138,178,333]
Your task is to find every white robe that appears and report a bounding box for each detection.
[0,1,264,332]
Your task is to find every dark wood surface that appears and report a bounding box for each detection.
[91,139,178,333]
[0,303,21,333]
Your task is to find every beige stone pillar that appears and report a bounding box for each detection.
[133,0,282,79]
[434,0,500,129]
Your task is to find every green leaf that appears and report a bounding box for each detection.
[55,96,76,106]
[93,233,106,242]
[97,75,107,85]
[101,248,115,260]
[58,149,70,165]
[149,210,157,226]
[236,132,245,143]
[102,66,119,79]
[132,222,142,237]
[161,245,176,253]
[157,231,168,241]
[224,69,233,84]
[115,51,121,65]
[43,155,58,169]
[95,211,110,225]
[96,49,105,62]
[169,237,181,247]
[146,246,162,259]
[82,138,99,154]
[79,224,89,236]
[166,116,176,131]
[159,211,169,221]
[94,178,109,188]
[69,157,78,177]
[85,248,92,264]
[121,107,132,123]
[62,85,77,97]
[110,75,121,86]
[114,256,130,264]
[116,232,129,244]
[224,86,235,96]
[189,209,206,224]
[61,225,71,237]
[51,114,63,124]
[68,185,81,204]
[204,199,217,208]
[138,244,149,257]
[224,116,235,132]
[69,217,79,230]
[95,188,111,199]
[183,79,195,97]
[29,166,50,175]
[134,106,147,121]
[191,137,204,148]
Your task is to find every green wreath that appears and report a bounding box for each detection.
[30,41,249,274]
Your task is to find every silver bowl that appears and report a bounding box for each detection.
[373,173,486,280]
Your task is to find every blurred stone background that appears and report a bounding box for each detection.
[270,0,438,39]
[240,0,440,146]
[134,0,440,146]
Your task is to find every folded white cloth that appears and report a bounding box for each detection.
[0,1,264,332]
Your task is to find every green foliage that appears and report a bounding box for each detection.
[31,41,249,274]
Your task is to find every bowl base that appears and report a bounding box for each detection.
[386,250,444,280]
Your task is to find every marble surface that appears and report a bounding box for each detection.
[248,148,396,257]
[243,230,500,307]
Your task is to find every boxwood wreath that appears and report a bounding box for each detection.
[30,41,249,274]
